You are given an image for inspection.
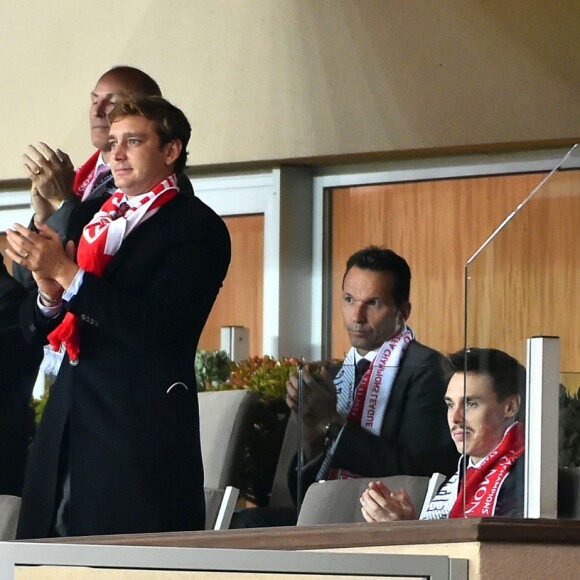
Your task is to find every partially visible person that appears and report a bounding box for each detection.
[7,95,230,538]
[360,348,525,522]
[0,259,42,495]
[13,65,193,290]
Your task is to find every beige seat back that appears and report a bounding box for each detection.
[296,475,430,526]
[204,486,239,530]
[198,389,258,489]
[0,495,21,540]
[268,413,297,509]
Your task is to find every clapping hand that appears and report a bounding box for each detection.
[360,480,417,523]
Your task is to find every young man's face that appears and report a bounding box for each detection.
[108,115,180,198]
[341,266,410,355]
[445,372,519,463]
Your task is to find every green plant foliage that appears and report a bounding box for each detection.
[227,355,302,401]
[194,349,235,391]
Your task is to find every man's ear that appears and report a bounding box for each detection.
[164,139,182,166]
[505,394,521,419]
[399,301,412,322]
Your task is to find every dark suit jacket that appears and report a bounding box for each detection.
[0,261,42,496]
[292,340,459,501]
[16,192,230,538]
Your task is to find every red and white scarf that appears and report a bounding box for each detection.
[47,175,179,364]
[346,327,414,435]
[73,151,101,199]
[449,421,525,518]
[322,325,415,480]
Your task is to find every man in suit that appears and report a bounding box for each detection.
[286,247,457,498]
[13,65,193,291]
[0,260,42,496]
[360,348,525,521]
[6,96,230,538]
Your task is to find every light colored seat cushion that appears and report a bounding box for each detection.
[297,475,430,526]
[0,495,21,540]
[198,390,258,489]
[269,413,297,508]
[204,486,239,530]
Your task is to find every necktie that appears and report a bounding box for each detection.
[116,202,130,218]
[355,358,371,386]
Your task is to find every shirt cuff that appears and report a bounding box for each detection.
[62,268,86,301]
[37,295,64,318]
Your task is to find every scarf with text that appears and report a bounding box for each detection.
[448,421,525,518]
[320,325,415,480]
[47,175,179,364]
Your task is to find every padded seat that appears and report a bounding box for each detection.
[204,486,239,530]
[0,495,21,540]
[296,475,432,526]
[198,389,258,489]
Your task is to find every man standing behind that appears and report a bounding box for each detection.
[7,96,230,538]
[287,246,457,500]
[360,348,525,521]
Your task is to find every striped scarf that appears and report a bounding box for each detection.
[317,326,415,480]
[72,151,101,199]
[47,175,179,364]
[449,421,524,518]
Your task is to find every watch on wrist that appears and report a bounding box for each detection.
[322,421,343,440]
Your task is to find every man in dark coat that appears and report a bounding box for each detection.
[360,348,526,521]
[0,260,42,496]
[7,96,230,538]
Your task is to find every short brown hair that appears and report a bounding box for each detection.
[109,96,190,174]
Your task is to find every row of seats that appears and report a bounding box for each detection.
[199,390,580,525]
[3,390,579,539]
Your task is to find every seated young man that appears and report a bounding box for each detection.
[360,348,525,521]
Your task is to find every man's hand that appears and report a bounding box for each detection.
[286,364,341,459]
[23,143,75,204]
[5,222,79,293]
[286,364,339,422]
[31,187,56,223]
[360,481,417,523]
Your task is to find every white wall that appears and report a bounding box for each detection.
[1,0,579,181]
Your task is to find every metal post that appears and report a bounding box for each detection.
[524,336,559,518]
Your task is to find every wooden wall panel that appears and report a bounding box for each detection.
[330,171,580,371]
[198,214,264,357]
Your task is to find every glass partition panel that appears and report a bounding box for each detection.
[464,144,580,519]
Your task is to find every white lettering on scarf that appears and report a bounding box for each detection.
[352,326,414,436]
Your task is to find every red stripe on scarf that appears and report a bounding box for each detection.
[449,421,525,518]
[73,150,101,199]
